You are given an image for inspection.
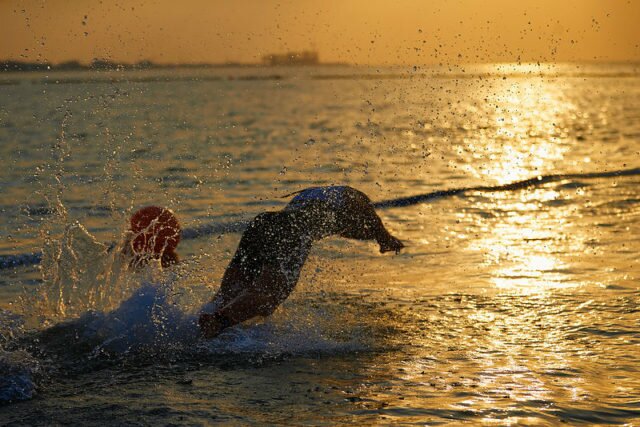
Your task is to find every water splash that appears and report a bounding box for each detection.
[19,222,133,325]
[0,222,363,404]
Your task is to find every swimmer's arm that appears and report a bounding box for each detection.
[199,266,288,338]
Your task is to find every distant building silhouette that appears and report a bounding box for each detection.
[57,61,82,71]
[1,61,49,72]
[90,58,119,70]
[262,51,319,66]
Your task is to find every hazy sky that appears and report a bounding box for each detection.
[1,0,639,65]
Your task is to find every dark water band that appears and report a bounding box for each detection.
[1,166,638,270]
[372,166,640,208]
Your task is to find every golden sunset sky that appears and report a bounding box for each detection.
[1,0,639,65]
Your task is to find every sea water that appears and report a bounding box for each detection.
[0,64,639,425]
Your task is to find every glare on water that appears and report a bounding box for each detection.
[464,78,574,184]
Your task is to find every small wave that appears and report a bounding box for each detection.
[373,166,640,208]
[0,252,42,270]
[550,405,640,424]
[573,326,638,337]
[557,181,590,189]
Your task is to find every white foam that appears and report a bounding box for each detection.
[77,270,200,355]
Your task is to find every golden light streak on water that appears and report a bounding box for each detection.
[455,77,595,292]
[466,187,585,292]
[463,79,575,185]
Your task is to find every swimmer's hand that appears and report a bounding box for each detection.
[379,235,404,254]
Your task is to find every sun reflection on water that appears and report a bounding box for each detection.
[465,185,586,292]
[454,77,591,292]
[463,79,576,184]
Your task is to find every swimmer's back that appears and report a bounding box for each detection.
[286,186,350,211]
[222,211,312,293]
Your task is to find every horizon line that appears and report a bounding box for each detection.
[2,58,640,69]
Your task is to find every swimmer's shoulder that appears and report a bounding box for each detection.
[245,211,293,237]
[286,185,352,209]
[250,210,284,226]
[237,211,295,258]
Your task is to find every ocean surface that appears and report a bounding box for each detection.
[0,63,639,425]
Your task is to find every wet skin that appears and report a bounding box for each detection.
[199,187,404,338]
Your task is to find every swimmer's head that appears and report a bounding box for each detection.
[130,206,181,258]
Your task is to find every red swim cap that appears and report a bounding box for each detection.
[130,206,181,256]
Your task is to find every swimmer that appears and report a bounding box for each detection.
[198,186,404,338]
[122,206,181,268]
